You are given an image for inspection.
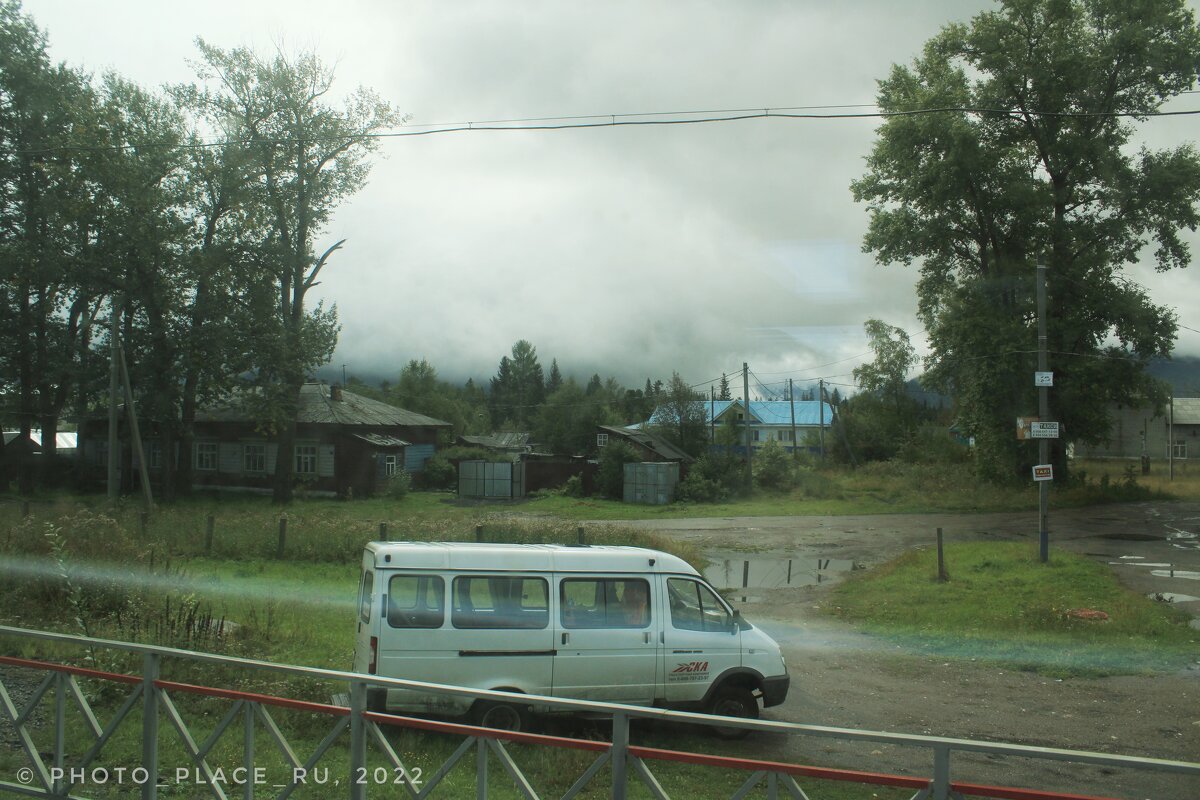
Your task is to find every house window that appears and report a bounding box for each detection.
[384,454,398,476]
[295,444,318,475]
[148,441,162,469]
[752,430,761,442]
[195,442,218,471]
[597,433,609,448]
[244,443,266,473]
[1172,441,1187,459]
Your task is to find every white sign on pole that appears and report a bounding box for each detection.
[1032,464,1054,482]
[1034,372,1054,387]
[1029,421,1060,439]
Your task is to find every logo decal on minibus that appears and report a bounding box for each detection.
[668,661,710,681]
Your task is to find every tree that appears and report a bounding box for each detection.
[718,373,731,401]
[652,372,709,457]
[489,340,544,429]
[854,320,918,414]
[852,0,1200,481]
[545,358,563,395]
[193,41,401,502]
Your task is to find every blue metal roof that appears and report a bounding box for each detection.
[650,400,833,428]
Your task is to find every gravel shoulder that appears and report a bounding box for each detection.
[610,502,1200,800]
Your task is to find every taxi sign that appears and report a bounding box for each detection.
[1032,464,1054,482]
[1029,421,1059,439]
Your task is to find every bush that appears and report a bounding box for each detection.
[753,440,794,491]
[414,454,457,490]
[562,474,584,497]
[596,441,638,499]
[386,470,412,499]
[676,471,726,503]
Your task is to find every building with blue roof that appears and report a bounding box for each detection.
[645,399,834,453]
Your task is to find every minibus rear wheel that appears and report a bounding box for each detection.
[471,700,532,733]
[707,686,758,739]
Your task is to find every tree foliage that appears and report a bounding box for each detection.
[852,0,1200,480]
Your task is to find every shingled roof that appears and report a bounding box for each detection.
[196,383,451,428]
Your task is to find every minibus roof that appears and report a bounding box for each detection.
[364,541,697,575]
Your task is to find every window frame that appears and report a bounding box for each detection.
[560,577,651,629]
[386,574,445,629]
[244,443,267,473]
[295,444,318,476]
[451,575,549,630]
[195,442,218,472]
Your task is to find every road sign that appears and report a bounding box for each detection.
[1029,421,1059,439]
[1034,371,1054,387]
[1032,464,1053,481]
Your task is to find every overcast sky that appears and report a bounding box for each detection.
[26,0,1200,396]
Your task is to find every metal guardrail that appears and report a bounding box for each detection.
[1,625,1197,800]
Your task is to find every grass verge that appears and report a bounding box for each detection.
[821,542,1199,677]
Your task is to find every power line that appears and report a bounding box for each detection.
[17,101,1200,157]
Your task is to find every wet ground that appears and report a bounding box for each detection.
[608,502,1200,800]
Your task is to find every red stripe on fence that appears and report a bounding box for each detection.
[0,655,141,685]
[365,711,611,752]
[627,745,930,789]
[952,783,1121,800]
[154,680,350,716]
[0,656,1145,800]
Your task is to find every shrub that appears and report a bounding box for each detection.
[753,440,794,491]
[562,474,584,497]
[676,471,726,503]
[386,470,412,499]
[414,454,457,490]
[596,441,638,499]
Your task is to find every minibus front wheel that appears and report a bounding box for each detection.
[471,700,533,732]
[707,686,758,739]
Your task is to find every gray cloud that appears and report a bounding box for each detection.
[32,0,1200,390]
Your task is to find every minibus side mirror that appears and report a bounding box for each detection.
[731,609,742,634]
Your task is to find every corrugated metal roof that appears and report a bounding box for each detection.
[1172,397,1200,425]
[459,432,531,449]
[598,425,693,462]
[650,400,833,427]
[353,433,411,447]
[196,383,451,428]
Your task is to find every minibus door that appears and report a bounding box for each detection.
[660,576,741,704]
[553,576,659,704]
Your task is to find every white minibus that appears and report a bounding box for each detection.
[352,541,789,731]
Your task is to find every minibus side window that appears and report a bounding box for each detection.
[560,578,651,629]
[667,578,732,632]
[387,575,445,628]
[452,576,549,629]
[359,571,374,624]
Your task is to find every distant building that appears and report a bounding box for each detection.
[77,382,451,497]
[455,432,532,458]
[648,399,834,453]
[1074,398,1199,461]
[596,425,693,464]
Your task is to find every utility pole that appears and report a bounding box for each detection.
[743,363,752,487]
[118,341,154,511]
[788,378,797,458]
[107,300,120,504]
[818,378,826,459]
[710,386,715,446]
[1037,256,1050,564]
[1169,391,1175,481]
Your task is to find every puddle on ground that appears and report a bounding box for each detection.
[1150,569,1200,581]
[1149,592,1200,603]
[1108,562,1173,567]
[705,557,857,590]
[1096,533,1163,542]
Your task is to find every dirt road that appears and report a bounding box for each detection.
[609,502,1200,800]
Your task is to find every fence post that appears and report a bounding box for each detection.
[476,733,488,800]
[577,525,585,545]
[243,702,255,800]
[142,652,160,800]
[611,712,629,800]
[379,521,388,540]
[139,510,149,538]
[53,673,66,795]
[475,524,483,543]
[349,680,367,800]
[276,516,287,559]
[205,515,215,555]
[937,528,947,583]
[931,745,951,800]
